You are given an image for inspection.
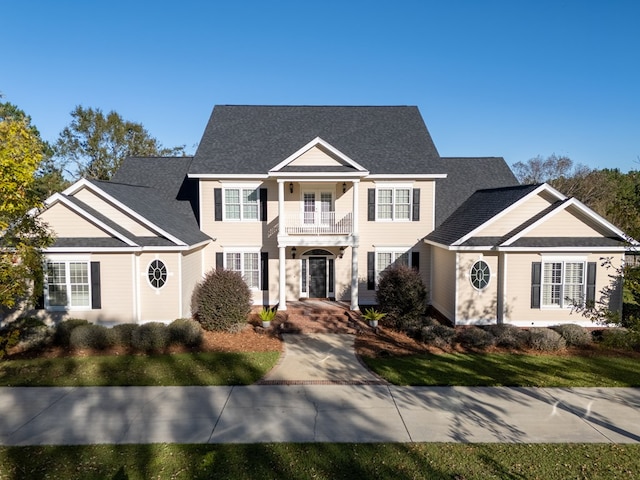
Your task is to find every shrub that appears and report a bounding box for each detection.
[168,318,203,347]
[191,269,252,332]
[0,329,19,359]
[420,324,455,349]
[485,324,529,349]
[69,324,115,350]
[600,328,640,350]
[376,265,427,331]
[552,324,592,347]
[54,319,90,347]
[455,326,495,350]
[131,322,170,353]
[7,317,53,351]
[527,328,567,351]
[111,323,139,347]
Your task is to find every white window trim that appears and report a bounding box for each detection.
[44,259,92,311]
[223,247,261,290]
[374,247,413,285]
[540,259,587,309]
[221,182,262,222]
[147,259,168,290]
[469,259,491,291]
[375,184,413,222]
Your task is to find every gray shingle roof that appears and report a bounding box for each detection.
[425,184,542,246]
[508,237,627,248]
[190,105,442,175]
[434,157,520,227]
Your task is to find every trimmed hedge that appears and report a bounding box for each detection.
[486,324,529,350]
[455,326,495,349]
[69,324,115,350]
[54,319,90,347]
[168,318,203,347]
[131,322,170,353]
[552,324,591,347]
[527,328,567,351]
[191,269,252,332]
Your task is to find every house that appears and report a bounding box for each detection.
[19,105,629,327]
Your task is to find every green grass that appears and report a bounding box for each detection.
[0,351,279,386]
[0,443,638,479]
[363,352,640,387]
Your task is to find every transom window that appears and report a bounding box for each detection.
[225,188,258,220]
[148,259,167,289]
[377,188,411,220]
[376,250,410,283]
[542,261,585,307]
[470,260,490,290]
[46,261,90,308]
[226,252,260,289]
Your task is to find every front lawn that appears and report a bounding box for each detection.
[362,352,640,387]
[0,351,279,386]
[0,443,638,479]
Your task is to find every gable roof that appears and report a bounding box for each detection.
[434,157,520,227]
[425,184,544,246]
[189,105,442,176]
[426,183,630,249]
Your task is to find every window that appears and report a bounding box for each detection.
[226,252,260,289]
[377,188,411,220]
[46,261,90,308]
[470,260,490,290]
[224,188,258,220]
[148,259,167,289]
[375,250,410,283]
[542,261,585,307]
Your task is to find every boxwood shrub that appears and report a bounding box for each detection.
[69,324,115,350]
[131,322,170,353]
[168,318,203,347]
[527,328,566,351]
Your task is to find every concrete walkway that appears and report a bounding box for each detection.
[0,333,639,445]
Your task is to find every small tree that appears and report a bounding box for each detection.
[191,269,252,332]
[376,264,427,330]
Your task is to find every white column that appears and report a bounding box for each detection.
[352,180,359,235]
[350,244,359,311]
[278,246,287,311]
[350,180,360,311]
[278,180,285,233]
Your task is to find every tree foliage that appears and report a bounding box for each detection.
[55,106,186,180]
[0,102,54,309]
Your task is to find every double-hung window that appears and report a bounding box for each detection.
[225,251,260,289]
[377,187,411,220]
[224,188,259,221]
[375,249,410,284]
[542,261,585,308]
[46,261,91,309]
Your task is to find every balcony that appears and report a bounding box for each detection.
[282,211,353,235]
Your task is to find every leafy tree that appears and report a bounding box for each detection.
[55,106,186,180]
[0,102,54,309]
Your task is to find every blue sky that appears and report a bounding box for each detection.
[3,0,639,172]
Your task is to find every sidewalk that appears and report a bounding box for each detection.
[1,333,639,445]
[1,385,639,445]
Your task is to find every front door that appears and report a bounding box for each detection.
[308,257,327,298]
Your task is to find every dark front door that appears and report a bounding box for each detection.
[308,257,327,298]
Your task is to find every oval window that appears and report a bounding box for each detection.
[148,259,167,289]
[470,260,490,290]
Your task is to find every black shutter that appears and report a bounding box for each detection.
[90,261,101,309]
[259,188,267,221]
[531,262,541,308]
[214,188,223,221]
[411,251,420,271]
[367,252,375,290]
[412,188,420,221]
[35,287,45,310]
[216,252,224,270]
[586,262,597,306]
[261,252,269,291]
[367,189,375,221]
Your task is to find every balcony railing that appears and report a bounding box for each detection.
[283,211,353,235]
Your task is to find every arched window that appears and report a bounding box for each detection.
[148,259,167,289]
[470,260,490,290]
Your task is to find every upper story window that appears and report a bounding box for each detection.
[377,188,411,220]
[46,261,90,309]
[225,188,259,221]
[542,261,585,308]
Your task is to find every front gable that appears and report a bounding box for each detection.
[269,137,369,178]
[40,201,112,239]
